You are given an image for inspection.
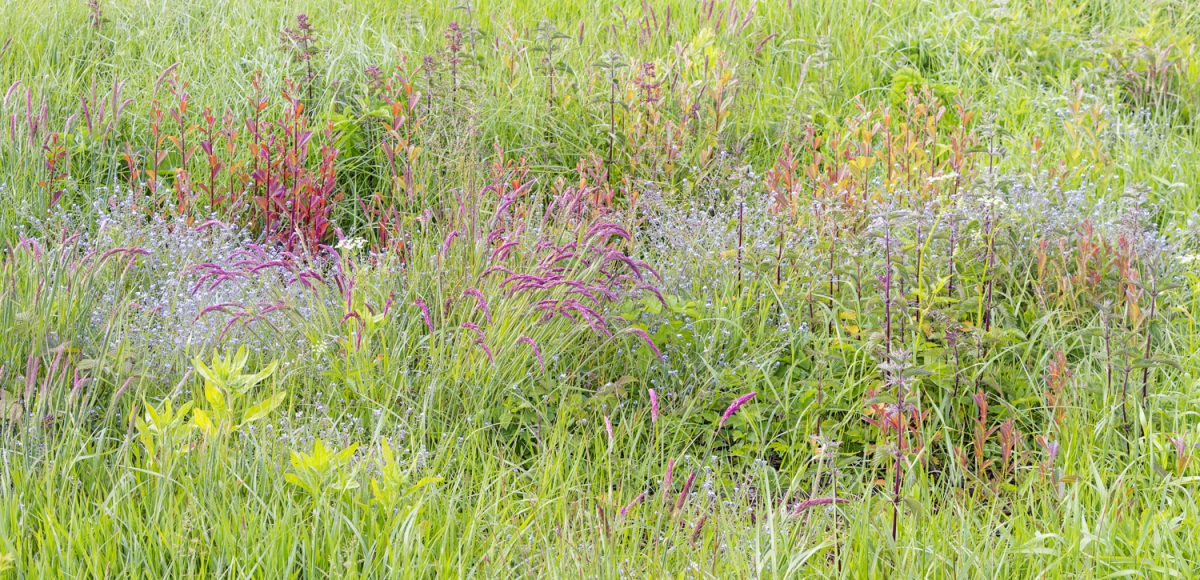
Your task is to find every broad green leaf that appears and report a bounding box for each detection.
[237,360,278,393]
[242,391,286,424]
[193,408,215,436]
[204,383,226,415]
[192,356,220,388]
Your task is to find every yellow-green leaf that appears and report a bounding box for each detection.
[242,391,286,424]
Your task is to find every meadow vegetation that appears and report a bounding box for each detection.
[1,0,1200,576]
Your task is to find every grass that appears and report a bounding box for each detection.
[1,0,1200,576]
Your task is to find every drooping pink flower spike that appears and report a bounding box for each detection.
[517,336,544,372]
[660,459,674,504]
[718,391,758,428]
[619,492,646,518]
[674,471,696,513]
[626,327,665,362]
[440,229,459,260]
[790,497,849,517]
[414,298,433,333]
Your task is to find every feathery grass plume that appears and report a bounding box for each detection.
[648,388,659,424]
[476,341,494,365]
[463,288,492,323]
[619,492,645,518]
[584,222,631,244]
[790,497,849,517]
[674,471,696,513]
[718,391,757,428]
[23,353,38,403]
[661,459,674,504]
[440,229,459,260]
[414,298,433,333]
[690,510,709,546]
[461,322,485,342]
[625,327,664,361]
[516,336,544,372]
[596,504,610,539]
[603,415,614,450]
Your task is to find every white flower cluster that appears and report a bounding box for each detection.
[336,236,367,253]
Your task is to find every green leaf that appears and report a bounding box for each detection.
[236,360,278,392]
[242,391,286,424]
[193,408,215,436]
[192,356,221,388]
[333,442,360,466]
[411,476,443,491]
[204,383,226,415]
[284,473,313,496]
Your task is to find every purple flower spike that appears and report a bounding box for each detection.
[674,471,696,512]
[661,459,675,502]
[719,391,757,428]
[461,321,485,341]
[648,388,659,425]
[476,340,495,365]
[414,298,434,333]
[626,327,664,362]
[619,492,645,518]
[463,287,493,323]
[517,336,545,372]
[441,229,459,259]
[790,497,849,516]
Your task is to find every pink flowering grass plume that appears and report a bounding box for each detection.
[674,471,696,513]
[619,492,646,518]
[690,512,708,546]
[462,287,493,323]
[604,415,614,450]
[414,298,434,333]
[517,336,544,372]
[475,340,495,365]
[625,327,664,361]
[460,321,485,342]
[584,222,631,244]
[718,391,758,428]
[661,459,675,504]
[648,388,659,425]
[98,246,151,264]
[789,497,850,517]
[440,229,459,260]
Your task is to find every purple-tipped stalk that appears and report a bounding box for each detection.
[463,288,493,323]
[790,497,849,516]
[661,459,675,503]
[648,388,659,425]
[440,229,459,260]
[414,298,433,333]
[517,336,544,372]
[674,471,696,513]
[718,391,757,428]
[626,327,664,361]
[475,340,494,365]
[619,492,646,517]
[461,321,485,341]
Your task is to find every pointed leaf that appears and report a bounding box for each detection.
[242,391,286,424]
